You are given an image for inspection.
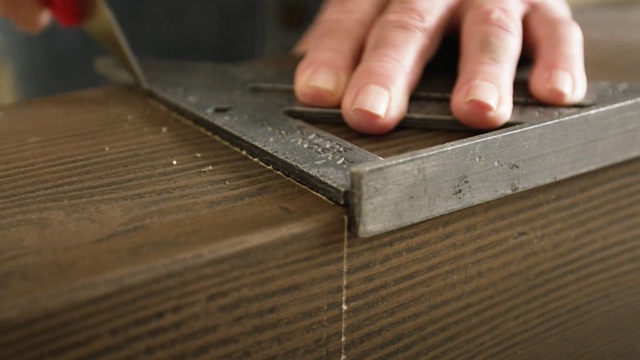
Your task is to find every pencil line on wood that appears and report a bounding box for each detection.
[341,215,348,360]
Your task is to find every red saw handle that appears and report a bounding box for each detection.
[40,0,86,27]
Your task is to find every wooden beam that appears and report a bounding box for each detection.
[0,4,639,359]
[0,87,346,358]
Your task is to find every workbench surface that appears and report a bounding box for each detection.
[2,4,640,359]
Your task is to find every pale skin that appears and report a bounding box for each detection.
[0,0,587,134]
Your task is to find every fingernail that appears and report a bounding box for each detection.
[548,69,574,100]
[304,67,342,95]
[465,80,500,113]
[352,85,391,121]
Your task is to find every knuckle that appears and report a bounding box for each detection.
[379,4,437,38]
[365,52,409,81]
[471,61,505,79]
[319,0,372,33]
[322,0,367,15]
[473,3,521,38]
[538,16,583,44]
[538,0,572,17]
[465,54,510,77]
[558,18,583,42]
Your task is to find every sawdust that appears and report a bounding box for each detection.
[150,98,336,206]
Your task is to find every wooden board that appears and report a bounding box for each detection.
[0,87,346,358]
[344,157,640,359]
[1,4,640,359]
[342,5,640,358]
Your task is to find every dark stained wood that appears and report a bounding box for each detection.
[341,4,640,359]
[1,4,639,359]
[344,158,640,359]
[0,87,346,358]
[315,123,474,159]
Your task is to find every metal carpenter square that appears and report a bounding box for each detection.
[350,84,640,237]
[112,60,640,237]
[141,60,381,205]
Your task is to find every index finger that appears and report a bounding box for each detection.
[294,0,387,107]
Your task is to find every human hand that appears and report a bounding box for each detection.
[294,0,587,134]
[0,0,51,33]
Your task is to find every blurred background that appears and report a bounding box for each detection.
[0,0,631,105]
[0,0,320,104]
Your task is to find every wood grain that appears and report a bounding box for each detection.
[1,4,639,359]
[341,5,640,358]
[0,87,346,358]
[344,158,640,359]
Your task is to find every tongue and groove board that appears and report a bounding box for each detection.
[1,4,640,359]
